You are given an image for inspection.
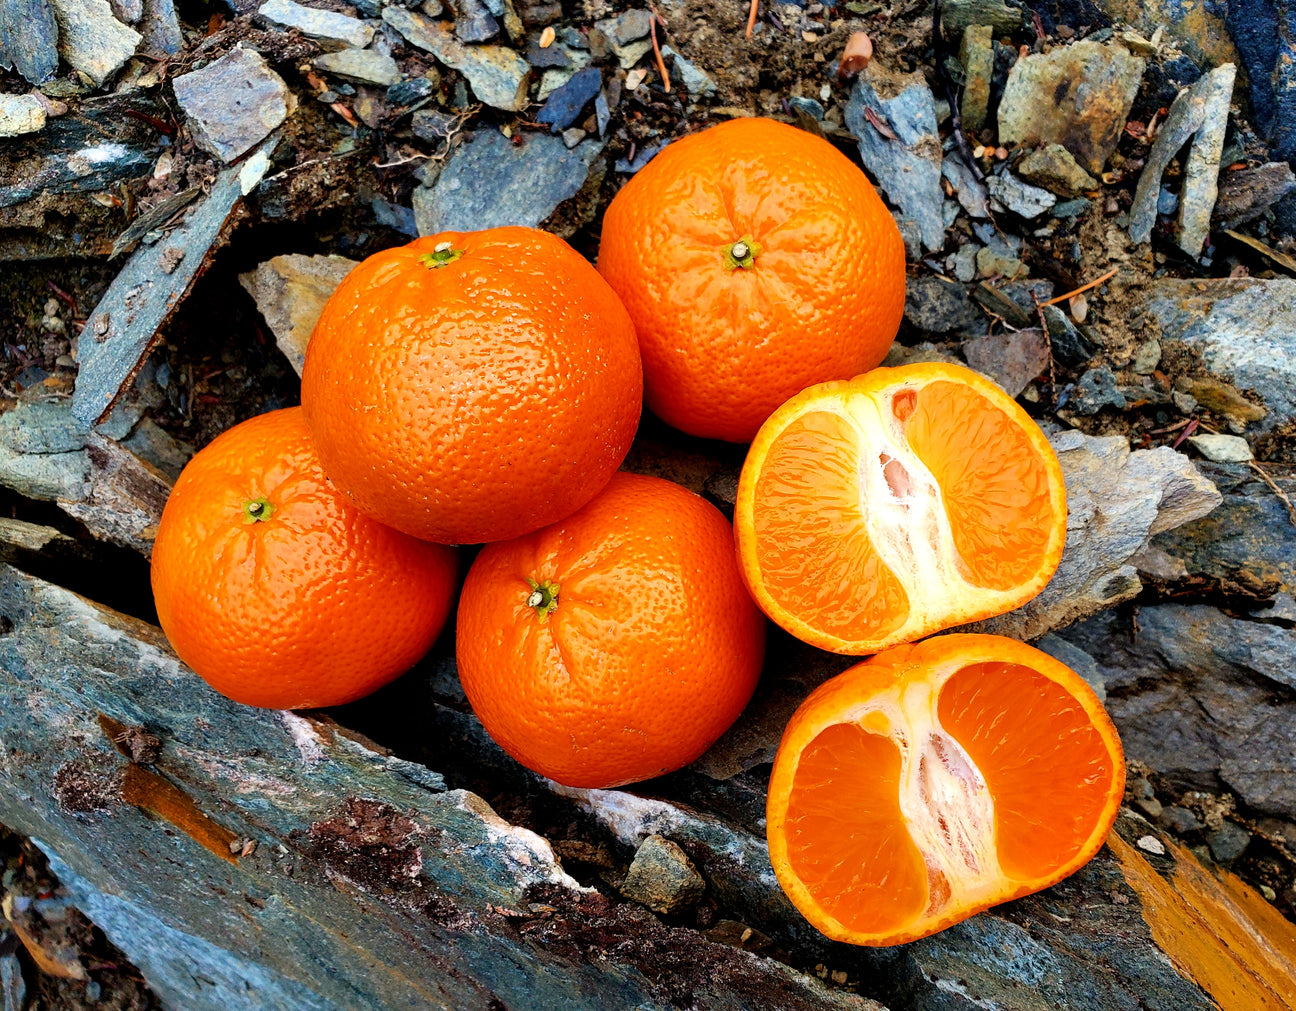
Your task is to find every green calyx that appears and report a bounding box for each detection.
[525,578,560,619]
[419,241,464,269]
[722,234,762,270]
[243,496,274,524]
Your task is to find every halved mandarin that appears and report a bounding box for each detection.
[766,634,1125,947]
[734,363,1067,655]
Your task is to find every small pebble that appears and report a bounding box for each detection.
[1136,834,1165,855]
[1262,884,1277,901]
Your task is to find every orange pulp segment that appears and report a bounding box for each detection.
[735,363,1067,654]
[766,634,1125,947]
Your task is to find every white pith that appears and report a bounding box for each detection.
[823,661,1009,920]
[791,385,1038,646]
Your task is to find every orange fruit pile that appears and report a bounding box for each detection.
[765,635,1125,946]
[457,472,765,789]
[735,363,1067,653]
[598,117,906,443]
[302,227,642,545]
[151,408,457,709]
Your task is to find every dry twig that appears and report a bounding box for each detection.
[1040,267,1119,306]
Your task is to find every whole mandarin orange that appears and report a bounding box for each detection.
[150,407,458,709]
[597,117,906,443]
[456,471,766,788]
[301,227,643,545]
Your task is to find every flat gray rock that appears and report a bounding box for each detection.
[961,328,1049,396]
[259,0,374,47]
[0,0,59,84]
[0,94,46,136]
[72,141,275,431]
[173,47,293,163]
[50,0,142,86]
[987,171,1058,218]
[139,0,182,53]
[413,128,604,234]
[312,47,401,86]
[238,253,359,375]
[965,431,1221,641]
[998,40,1144,175]
[1016,143,1098,198]
[1187,433,1252,463]
[845,66,945,251]
[383,7,530,110]
[1141,278,1296,431]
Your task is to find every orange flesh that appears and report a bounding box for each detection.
[937,661,1119,881]
[784,722,927,933]
[905,381,1055,591]
[751,410,909,642]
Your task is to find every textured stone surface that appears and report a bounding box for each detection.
[312,47,401,86]
[941,0,1021,34]
[0,94,46,137]
[0,567,884,1011]
[138,0,181,53]
[962,328,1049,396]
[49,0,142,86]
[0,0,59,84]
[845,66,944,251]
[238,254,358,375]
[987,172,1057,217]
[259,0,373,46]
[1016,143,1098,197]
[384,8,530,110]
[173,47,293,163]
[413,128,603,233]
[958,24,993,132]
[967,430,1221,641]
[1176,64,1236,257]
[1214,162,1296,227]
[904,277,980,333]
[998,40,1144,174]
[1141,278,1296,432]
[1187,433,1252,463]
[536,65,600,131]
[620,835,706,915]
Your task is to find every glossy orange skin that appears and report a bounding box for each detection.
[456,472,766,788]
[597,117,906,443]
[301,227,643,544]
[150,408,458,709]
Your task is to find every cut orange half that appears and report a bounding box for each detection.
[766,634,1125,947]
[734,363,1067,654]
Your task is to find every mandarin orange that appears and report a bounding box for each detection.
[597,116,905,443]
[301,227,642,545]
[766,634,1125,946]
[455,472,766,788]
[150,408,458,709]
[735,362,1067,654]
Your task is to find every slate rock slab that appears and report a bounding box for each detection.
[998,40,1144,175]
[173,46,294,163]
[383,7,530,110]
[259,0,374,46]
[962,328,1049,396]
[537,65,601,132]
[312,47,401,86]
[238,253,359,375]
[0,94,46,137]
[72,141,275,430]
[1141,278,1296,432]
[412,128,604,234]
[50,0,141,85]
[845,66,944,252]
[0,0,59,84]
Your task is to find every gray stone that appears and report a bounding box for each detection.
[238,253,359,375]
[72,140,275,431]
[1158,806,1204,834]
[986,172,1057,218]
[615,8,651,42]
[1128,64,1236,255]
[845,66,944,251]
[941,0,1020,35]
[413,128,603,234]
[313,48,401,86]
[536,65,600,131]
[1131,337,1161,374]
[1059,604,1296,820]
[967,432,1221,641]
[975,244,1025,279]
[139,0,181,53]
[620,835,706,915]
[1,0,60,83]
[1035,632,1105,700]
[613,38,651,70]
[561,126,585,148]
[1214,162,1296,228]
[958,24,992,132]
[1042,303,1098,368]
[0,950,24,1011]
[1187,434,1252,463]
[962,328,1049,397]
[1016,143,1098,198]
[450,0,498,42]
[1142,279,1296,432]
[49,0,142,86]
[1206,822,1251,863]
[384,7,530,110]
[173,47,293,163]
[110,0,142,23]
[1067,367,1127,415]
[662,45,716,97]
[0,94,46,136]
[999,41,1145,175]
[904,277,980,333]
[941,150,989,218]
[1051,197,1092,218]
[259,0,373,46]
[120,417,192,481]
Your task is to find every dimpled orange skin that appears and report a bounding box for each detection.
[150,408,458,709]
[597,117,906,443]
[301,227,643,545]
[456,472,767,789]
